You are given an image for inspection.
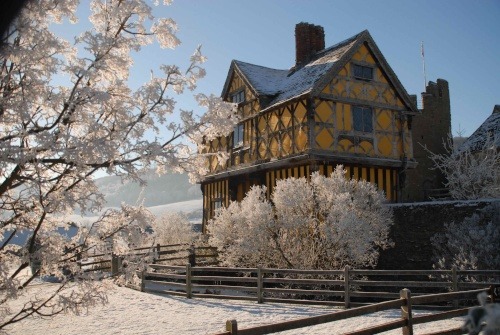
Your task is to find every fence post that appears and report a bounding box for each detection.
[140,269,146,292]
[153,243,160,264]
[111,253,119,276]
[186,263,192,299]
[400,288,413,335]
[451,266,458,308]
[257,267,263,304]
[226,320,238,335]
[188,245,196,266]
[344,265,350,309]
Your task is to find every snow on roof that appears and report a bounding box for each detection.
[233,61,288,96]
[265,39,358,110]
[232,31,362,111]
[459,105,500,152]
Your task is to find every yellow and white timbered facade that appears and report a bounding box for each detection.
[200,28,419,230]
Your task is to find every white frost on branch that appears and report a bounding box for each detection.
[431,202,500,272]
[0,0,236,329]
[151,211,198,246]
[425,135,499,200]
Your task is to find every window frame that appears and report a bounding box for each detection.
[233,123,244,148]
[353,64,374,81]
[352,105,374,133]
[231,90,245,104]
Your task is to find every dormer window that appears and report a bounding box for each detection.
[353,64,373,81]
[233,123,244,148]
[231,90,245,104]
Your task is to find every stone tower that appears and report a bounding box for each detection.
[403,79,451,201]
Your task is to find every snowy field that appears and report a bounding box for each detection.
[67,199,203,223]
[7,283,465,335]
[2,196,468,334]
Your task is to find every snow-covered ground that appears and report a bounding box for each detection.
[146,199,202,218]
[1,173,469,334]
[6,283,465,335]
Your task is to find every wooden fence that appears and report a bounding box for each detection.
[216,288,493,335]
[77,243,218,274]
[133,266,499,334]
[137,265,500,309]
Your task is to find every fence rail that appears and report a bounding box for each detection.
[218,288,493,335]
[136,265,499,310]
[76,243,218,274]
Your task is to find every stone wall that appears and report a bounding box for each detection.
[376,199,499,270]
[403,79,451,202]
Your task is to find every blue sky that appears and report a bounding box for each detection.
[63,0,500,137]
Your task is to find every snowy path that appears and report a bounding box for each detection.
[7,285,464,334]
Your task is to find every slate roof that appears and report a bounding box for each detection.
[222,30,418,114]
[459,105,500,152]
[231,61,289,96]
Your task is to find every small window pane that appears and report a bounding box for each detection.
[363,108,373,132]
[354,65,363,78]
[353,106,373,133]
[353,64,373,80]
[353,107,363,131]
[232,90,245,104]
[233,123,244,147]
[363,67,373,80]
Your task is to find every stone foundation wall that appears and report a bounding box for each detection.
[376,199,499,270]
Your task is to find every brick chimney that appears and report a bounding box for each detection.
[295,22,325,66]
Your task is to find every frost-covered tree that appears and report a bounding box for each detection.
[431,202,500,272]
[0,0,236,329]
[209,166,394,269]
[426,135,500,200]
[152,212,198,245]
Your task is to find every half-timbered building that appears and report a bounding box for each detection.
[200,23,420,231]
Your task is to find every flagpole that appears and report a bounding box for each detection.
[421,41,427,91]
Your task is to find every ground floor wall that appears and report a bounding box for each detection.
[201,162,401,232]
[376,199,498,270]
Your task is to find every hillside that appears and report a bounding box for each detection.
[95,171,202,208]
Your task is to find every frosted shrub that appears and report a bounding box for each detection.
[152,212,198,246]
[426,136,500,200]
[432,203,500,272]
[208,186,275,267]
[209,166,394,269]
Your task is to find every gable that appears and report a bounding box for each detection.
[224,70,261,119]
[322,43,416,112]
[321,43,406,109]
[313,32,418,115]
[313,41,415,161]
